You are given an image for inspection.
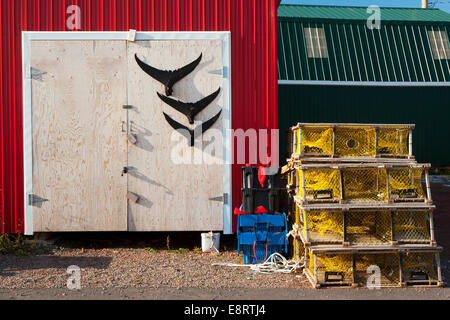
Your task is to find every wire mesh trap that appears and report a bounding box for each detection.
[287,123,414,160]
[294,206,434,246]
[293,163,431,205]
[301,246,442,288]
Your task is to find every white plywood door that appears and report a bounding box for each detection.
[30,40,128,231]
[127,40,224,231]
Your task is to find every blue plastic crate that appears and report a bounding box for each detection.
[240,244,286,264]
[237,213,287,246]
[237,213,287,264]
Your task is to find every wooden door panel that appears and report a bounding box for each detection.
[127,39,224,231]
[31,40,128,231]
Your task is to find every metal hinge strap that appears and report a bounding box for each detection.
[28,194,49,206]
[209,193,228,204]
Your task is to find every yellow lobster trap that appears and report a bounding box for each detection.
[287,123,414,160]
[293,204,436,246]
[300,245,443,288]
[293,163,432,205]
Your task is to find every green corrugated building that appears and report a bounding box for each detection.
[278,4,450,166]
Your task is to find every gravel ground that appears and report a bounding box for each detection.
[0,244,309,290]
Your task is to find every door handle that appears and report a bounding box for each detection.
[127,191,140,203]
[121,121,126,133]
[121,166,135,176]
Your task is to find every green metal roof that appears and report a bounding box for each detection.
[278,5,450,82]
[278,5,450,23]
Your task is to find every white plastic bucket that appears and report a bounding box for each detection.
[201,232,220,253]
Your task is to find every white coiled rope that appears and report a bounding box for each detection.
[213,252,303,274]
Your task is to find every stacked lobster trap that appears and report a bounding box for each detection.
[284,123,443,288]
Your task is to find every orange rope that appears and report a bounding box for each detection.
[253,240,270,264]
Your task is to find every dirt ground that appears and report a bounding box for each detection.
[0,176,449,300]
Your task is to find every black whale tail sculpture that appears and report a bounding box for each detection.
[157,88,221,124]
[135,53,202,96]
[163,110,222,147]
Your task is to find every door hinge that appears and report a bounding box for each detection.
[208,67,228,77]
[28,194,49,206]
[209,193,228,204]
[26,67,47,79]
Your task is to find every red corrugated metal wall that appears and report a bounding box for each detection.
[0,0,279,233]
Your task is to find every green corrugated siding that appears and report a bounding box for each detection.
[279,85,450,166]
[278,19,450,82]
[278,5,450,22]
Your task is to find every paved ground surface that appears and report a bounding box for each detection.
[430,176,450,260]
[0,176,449,300]
[2,287,450,300]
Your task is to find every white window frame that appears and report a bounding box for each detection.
[304,27,329,59]
[427,29,450,60]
